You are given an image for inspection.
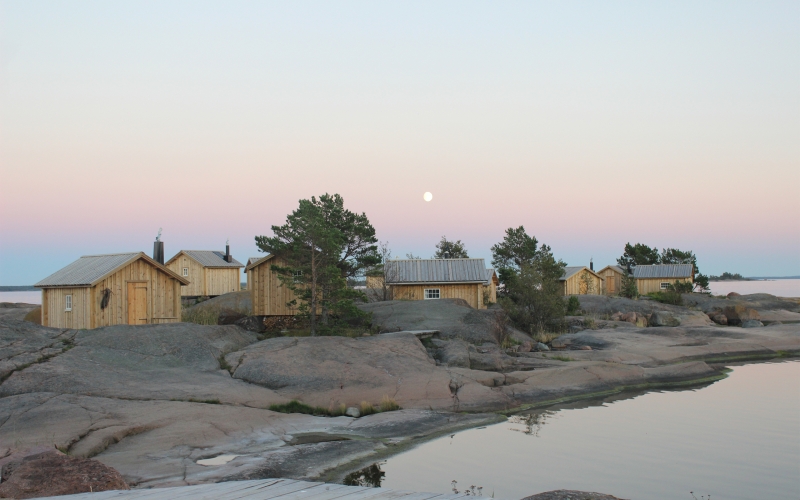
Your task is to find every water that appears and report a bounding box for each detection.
[0,291,41,304]
[707,278,800,298]
[379,361,800,500]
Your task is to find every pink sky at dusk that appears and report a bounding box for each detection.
[1,1,798,284]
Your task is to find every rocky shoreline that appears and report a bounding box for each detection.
[0,293,798,496]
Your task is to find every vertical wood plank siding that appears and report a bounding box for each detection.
[391,284,483,309]
[42,288,91,329]
[561,273,604,296]
[483,281,497,305]
[636,278,692,295]
[248,257,299,316]
[600,268,625,295]
[167,254,240,296]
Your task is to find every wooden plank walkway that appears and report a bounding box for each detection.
[42,478,500,500]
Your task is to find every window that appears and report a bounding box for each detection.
[65,295,72,311]
[182,267,189,276]
[424,289,440,299]
[292,270,303,283]
[660,282,670,290]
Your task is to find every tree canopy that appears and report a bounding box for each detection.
[254,194,376,335]
[616,243,660,269]
[433,236,469,259]
[491,226,567,334]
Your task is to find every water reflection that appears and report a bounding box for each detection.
[342,462,385,487]
[508,411,554,437]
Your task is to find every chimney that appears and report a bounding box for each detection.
[153,228,164,265]
[225,239,232,263]
[590,258,594,271]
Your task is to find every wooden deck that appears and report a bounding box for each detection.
[44,478,500,500]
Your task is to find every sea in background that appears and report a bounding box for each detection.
[0,291,41,304]
[707,278,800,297]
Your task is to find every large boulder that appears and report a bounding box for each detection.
[741,319,764,328]
[437,339,471,368]
[707,311,728,325]
[649,311,681,327]
[723,305,761,326]
[0,452,128,498]
[522,490,621,500]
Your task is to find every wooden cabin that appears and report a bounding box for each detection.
[597,265,628,295]
[165,249,243,297]
[633,264,694,294]
[375,258,493,309]
[560,266,604,295]
[484,268,499,305]
[34,252,189,329]
[245,254,299,316]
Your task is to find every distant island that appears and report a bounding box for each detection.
[709,272,751,281]
[0,286,38,291]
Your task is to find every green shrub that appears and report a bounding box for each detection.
[619,274,639,298]
[565,296,581,315]
[648,291,682,306]
[269,400,332,416]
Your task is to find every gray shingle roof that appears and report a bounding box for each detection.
[386,259,488,284]
[633,264,694,279]
[170,250,243,268]
[35,253,142,287]
[245,254,274,272]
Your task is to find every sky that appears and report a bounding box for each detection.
[1,1,798,284]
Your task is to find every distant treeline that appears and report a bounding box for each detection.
[0,286,38,291]
[709,272,750,281]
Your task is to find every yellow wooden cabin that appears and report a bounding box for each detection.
[245,254,300,316]
[484,268,499,305]
[597,265,628,295]
[560,266,604,295]
[633,264,694,294]
[374,258,494,309]
[165,248,243,297]
[34,252,189,329]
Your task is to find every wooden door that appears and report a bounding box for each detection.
[127,282,148,325]
[607,274,616,294]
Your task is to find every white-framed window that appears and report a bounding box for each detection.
[660,282,670,290]
[292,270,303,283]
[424,288,440,299]
[182,267,189,276]
[65,294,72,311]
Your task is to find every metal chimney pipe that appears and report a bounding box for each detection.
[225,241,231,263]
[153,241,164,265]
[590,258,594,271]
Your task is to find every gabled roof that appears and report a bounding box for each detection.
[245,254,275,272]
[633,264,693,279]
[485,268,499,285]
[35,252,189,288]
[166,250,243,268]
[560,266,604,281]
[597,265,628,275]
[385,258,488,284]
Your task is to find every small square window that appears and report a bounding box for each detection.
[292,270,303,283]
[182,268,189,276]
[660,282,670,290]
[424,289,440,299]
[65,295,72,311]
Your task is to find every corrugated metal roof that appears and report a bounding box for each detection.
[35,253,141,287]
[173,250,243,268]
[386,259,488,284]
[561,266,588,281]
[485,268,497,284]
[633,264,693,279]
[247,257,261,266]
[598,265,628,275]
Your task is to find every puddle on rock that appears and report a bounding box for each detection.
[197,454,239,466]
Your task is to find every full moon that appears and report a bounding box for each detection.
[423,192,433,202]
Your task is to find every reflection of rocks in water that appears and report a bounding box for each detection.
[509,411,553,437]
[343,462,385,487]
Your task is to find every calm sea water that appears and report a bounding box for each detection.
[0,291,41,304]
[380,361,800,500]
[707,278,800,297]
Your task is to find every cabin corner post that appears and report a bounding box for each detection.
[41,289,47,326]
[174,280,181,322]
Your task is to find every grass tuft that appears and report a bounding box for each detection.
[379,395,400,412]
[269,400,332,416]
